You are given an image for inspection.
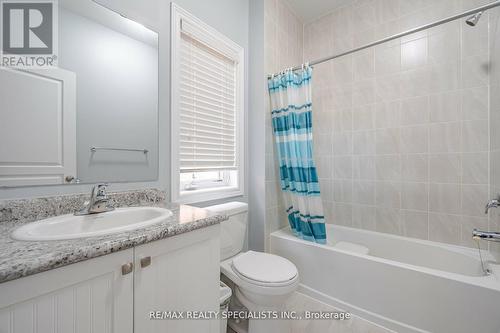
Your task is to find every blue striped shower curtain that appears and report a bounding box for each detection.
[268,66,327,244]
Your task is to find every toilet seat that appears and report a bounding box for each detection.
[231,251,298,287]
[221,252,299,298]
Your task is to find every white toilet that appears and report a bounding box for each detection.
[206,202,299,333]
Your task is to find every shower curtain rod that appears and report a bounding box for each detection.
[268,0,500,79]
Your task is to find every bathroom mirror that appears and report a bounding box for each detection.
[0,0,159,187]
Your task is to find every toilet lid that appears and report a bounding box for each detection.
[231,251,298,284]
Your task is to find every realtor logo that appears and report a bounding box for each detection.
[3,2,53,54]
[1,0,57,67]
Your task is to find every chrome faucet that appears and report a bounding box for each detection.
[75,183,114,215]
[471,196,500,242]
[485,197,500,214]
[473,229,500,242]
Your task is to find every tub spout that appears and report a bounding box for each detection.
[472,229,500,242]
[485,198,500,214]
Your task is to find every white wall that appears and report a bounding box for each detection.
[248,0,266,251]
[59,8,158,184]
[0,0,250,204]
[0,0,270,253]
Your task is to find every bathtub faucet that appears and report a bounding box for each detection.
[472,229,500,242]
[485,197,500,214]
[481,198,500,241]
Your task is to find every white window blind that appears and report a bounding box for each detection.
[179,25,238,172]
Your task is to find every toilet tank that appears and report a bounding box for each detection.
[205,202,248,261]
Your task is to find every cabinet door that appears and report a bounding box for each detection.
[134,225,220,333]
[0,249,134,333]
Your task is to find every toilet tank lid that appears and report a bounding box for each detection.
[205,202,248,216]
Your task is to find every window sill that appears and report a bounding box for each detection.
[177,186,243,204]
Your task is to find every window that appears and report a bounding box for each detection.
[171,4,244,203]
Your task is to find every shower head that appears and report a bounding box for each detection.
[466,11,483,26]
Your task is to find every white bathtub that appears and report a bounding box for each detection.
[270,224,500,333]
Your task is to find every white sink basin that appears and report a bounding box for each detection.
[11,207,173,241]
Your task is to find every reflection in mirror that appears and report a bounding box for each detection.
[0,0,159,187]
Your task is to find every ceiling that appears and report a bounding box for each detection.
[284,0,351,23]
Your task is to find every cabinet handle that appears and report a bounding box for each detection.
[140,256,152,268]
[121,262,133,275]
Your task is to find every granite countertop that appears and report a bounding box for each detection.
[0,190,227,284]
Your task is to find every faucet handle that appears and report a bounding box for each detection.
[93,183,109,197]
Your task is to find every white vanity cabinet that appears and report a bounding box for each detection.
[0,248,134,333]
[134,224,220,333]
[0,225,220,333]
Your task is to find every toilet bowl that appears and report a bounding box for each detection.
[221,251,299,333]
[206,202,299,333]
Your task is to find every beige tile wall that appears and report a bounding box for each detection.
[305,0,493,248]
[265,0,497,249]
[264,0,303,250]
[489,7,500,258]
